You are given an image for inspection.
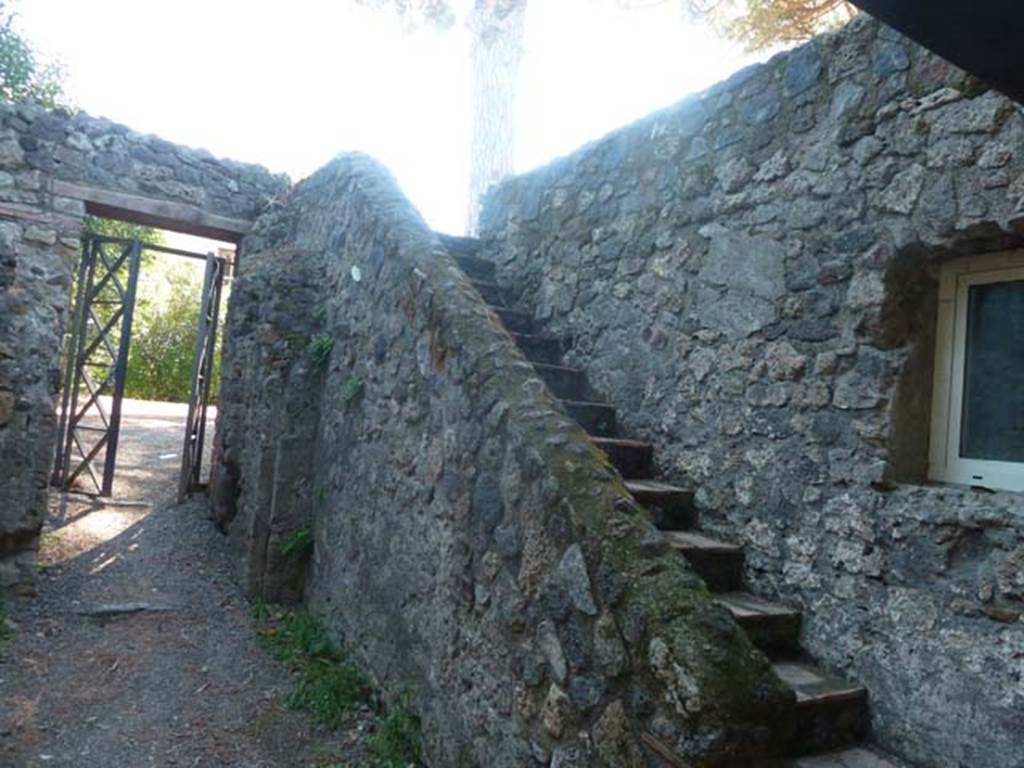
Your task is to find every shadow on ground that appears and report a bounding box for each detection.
[1,400,375,768]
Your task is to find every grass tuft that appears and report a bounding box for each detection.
[367,702,422,767]
[288,655,372,729]
[253,606,371,730]
[0,603,13,655]
[258,609,331,662]
[251,604,422,763]
[250,596,271,623]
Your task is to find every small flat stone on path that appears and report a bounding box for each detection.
[77,601,175,618]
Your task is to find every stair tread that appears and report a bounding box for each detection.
[511,332,560,341]
[470,279,505,305]
[773,661,866,705]
[559,399,616,436]
[446,237,494,279]
[717,591,801,620]
[559,398,614,408]
[625,478,690,496]
[591,436,652,449]
[787,746,906,768]
[662,530,742,553]
[509,333,564,364]
[492,305,529,316]
[437,233,480,249]
[491,306,534,333]
[625,479,698,531]
[532,362,584,375]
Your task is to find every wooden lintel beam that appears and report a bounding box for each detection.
[50,180,254,242]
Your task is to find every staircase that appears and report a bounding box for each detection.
[444,235,905,768]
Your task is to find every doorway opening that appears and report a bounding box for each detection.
[51,218,236,503]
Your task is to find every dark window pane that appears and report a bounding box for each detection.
[960,279,1024,462]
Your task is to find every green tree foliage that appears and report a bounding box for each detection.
[123,255,223,403]
[0,1,69,108]
[82,215,165,246]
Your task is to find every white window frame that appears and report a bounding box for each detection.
[929,249,1024,492]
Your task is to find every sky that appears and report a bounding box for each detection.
[15,0,763,237]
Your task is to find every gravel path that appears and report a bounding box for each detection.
[1,400,373,768]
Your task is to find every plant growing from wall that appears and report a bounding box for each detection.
[281,527,314,560]
[310,334,335,372]
[340,376,365,405]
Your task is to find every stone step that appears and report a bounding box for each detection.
[453,253,494,281]
[716,591,801,656]
[438,232,483,257]
[533,363,588,401]
[512,333,564,365]
[625,479,697,530]
[774,661,869,756]
[785,746,907,768]
[470,279,506,307]
[561,399,617,437]
[590,437,653,479]
[492,306,534,334]
[662,530,744,592]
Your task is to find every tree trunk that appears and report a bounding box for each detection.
[466,0,527,234]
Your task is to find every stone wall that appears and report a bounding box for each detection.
[214,154,797,767]
[0,101,286,595]
[479,16,1024,768]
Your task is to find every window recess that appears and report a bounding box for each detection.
[929,250,1024,492]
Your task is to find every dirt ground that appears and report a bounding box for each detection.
[1,400,375,768]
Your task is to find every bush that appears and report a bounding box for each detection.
[123,262,223,403]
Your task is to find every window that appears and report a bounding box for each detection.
[930,250,1024,492]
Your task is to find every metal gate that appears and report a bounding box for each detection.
[53,235,226,499]
[52,236,142,496]
[177,253,226,502]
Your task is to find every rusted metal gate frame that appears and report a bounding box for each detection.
[177,253,226,502]
[53,235,226,499]
[53,236,142,496]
